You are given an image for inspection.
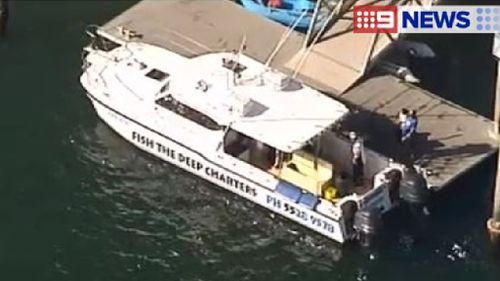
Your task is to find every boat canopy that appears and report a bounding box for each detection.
[168,52,350,153]
[105,43,350,153]
[229,93,348,152]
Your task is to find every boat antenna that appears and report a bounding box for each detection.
[264,9,308,68]
[292,0,344,79]
[232,35,247,85]
[219,36,248,149]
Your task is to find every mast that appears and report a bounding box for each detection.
[232,35,247,86]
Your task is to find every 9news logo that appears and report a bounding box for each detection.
[353,5,398,33]
[353,5,500,34]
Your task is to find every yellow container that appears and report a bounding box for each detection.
[323,185,337,201]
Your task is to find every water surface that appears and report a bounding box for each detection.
[1,1,499,280]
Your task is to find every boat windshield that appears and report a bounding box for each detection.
[156,95,223,131]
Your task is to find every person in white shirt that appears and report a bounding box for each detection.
[350,132,364,186]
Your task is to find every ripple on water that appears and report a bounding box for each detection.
[66,121,500,280]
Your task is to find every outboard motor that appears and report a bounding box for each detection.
[399,167,431,212]
[399,167,432,237]
[353,207,382,247]
[385,168,403,205]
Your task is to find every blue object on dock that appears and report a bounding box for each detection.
[276,181,302,202]
[298,192,319,210]
[240,0,324,32]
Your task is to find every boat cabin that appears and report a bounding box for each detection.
[149,51,354,202]
[87,41,370,204]
[222,128,335,198]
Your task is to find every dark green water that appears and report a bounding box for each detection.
[1,1,500,280]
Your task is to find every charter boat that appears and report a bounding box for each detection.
[80,29,416,244]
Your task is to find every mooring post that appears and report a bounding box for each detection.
[488,42,500,246]
[0,0,9,37]
[488,153,500,246]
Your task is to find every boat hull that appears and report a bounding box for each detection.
[86,92,348,243]
[240,0,320,31]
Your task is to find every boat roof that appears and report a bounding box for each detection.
[109,43,350,152]
[179,53,349,152]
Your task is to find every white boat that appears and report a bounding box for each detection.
[79,29,419,244]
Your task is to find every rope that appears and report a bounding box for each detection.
[264,9,308,68]
[292,0,344,79]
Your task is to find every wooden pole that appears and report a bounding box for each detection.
[0,0,8,37]
[488,54,500,246]
[495,58,500,136]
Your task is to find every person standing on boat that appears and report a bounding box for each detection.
[350,132,364,186]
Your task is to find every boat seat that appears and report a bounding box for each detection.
[268,151,335,196]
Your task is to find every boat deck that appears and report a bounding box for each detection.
[98,0,498,190]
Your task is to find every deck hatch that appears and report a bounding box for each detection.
[222,59,247,74]
[146,68,169,81]
[242,99,268,117]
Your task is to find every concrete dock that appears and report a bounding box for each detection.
[97,0,498,190]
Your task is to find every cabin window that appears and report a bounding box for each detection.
[242,99,268,117]
[156,95,222,130]
[91,35,121,52]
[223,129,276,170]
[160,82,169,93]
[280,77,303,91]
[146,69,169,81]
